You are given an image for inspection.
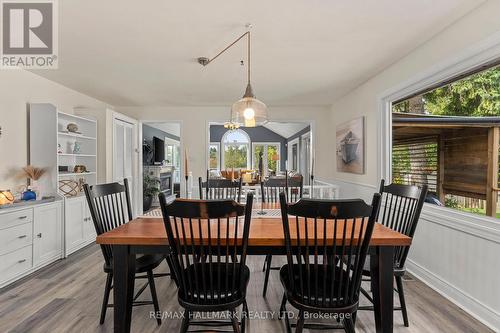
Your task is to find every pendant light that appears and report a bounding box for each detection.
[198,26,268,127]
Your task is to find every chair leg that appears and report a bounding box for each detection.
[230,307,241,333]
[395,275,409,327]
[147,270,161,325]
[262,254,273,297]
[295,310,305,333]
[180,311,190,333]
[165,255,178,286]
[99,272,113,325]
[279,293,287,321]
[343,317,355,333]
[262,254,269,271]
[241,301,248,333]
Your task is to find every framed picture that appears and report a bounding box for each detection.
[336,116,364,174]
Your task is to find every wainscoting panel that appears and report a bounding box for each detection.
[330,179,500,332]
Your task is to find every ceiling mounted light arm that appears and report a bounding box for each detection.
[198,27,268,128]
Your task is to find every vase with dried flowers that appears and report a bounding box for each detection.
[22,165,47,200]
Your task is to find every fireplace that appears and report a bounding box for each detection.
[159,170,172,196]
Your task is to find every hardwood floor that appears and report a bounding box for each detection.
[0,245,492,333]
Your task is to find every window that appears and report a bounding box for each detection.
[208,143,220,170]
[287,138,300,172]
[391,64,500,218]
[221,129,250,169]
[252,143,280,176]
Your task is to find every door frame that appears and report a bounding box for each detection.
[251,142,281,176]
[138,120,184,210]
[287,137,300,172]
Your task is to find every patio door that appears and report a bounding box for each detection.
[252,143,280,177]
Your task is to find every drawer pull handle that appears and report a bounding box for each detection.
[18,259,26,264]
[37,233,42,238]
[18,235,27,239]
[18,216,28,220]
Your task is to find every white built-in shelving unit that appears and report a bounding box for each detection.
[30,104,97,257]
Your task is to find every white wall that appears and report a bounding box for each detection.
[329,0,500,330]
[0,70,109,191]
[116,105,332,184]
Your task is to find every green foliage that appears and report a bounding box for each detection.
[143,174,160,197]
[224,145,248,169]
[394,66,500,116]
[445,196,459,209]
[209,146,218,169]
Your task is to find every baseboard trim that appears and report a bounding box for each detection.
[407,259,500,332]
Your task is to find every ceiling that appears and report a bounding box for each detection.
[145,122,181,137]
[263,122,310,139]
[33,0,484,107]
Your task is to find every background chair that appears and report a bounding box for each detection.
[279,192,381,333]
[359,180,428,327]
[199,174,243,202]
[260,174,303,297]
[159,193,254,333]
[84,179,172,325]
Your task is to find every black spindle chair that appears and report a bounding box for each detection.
[199,176,243,202]
[279,192,381,332]
[159,192,254,333]
[84,179,172,325]
[358,180,427,327]
[261,174,304,297]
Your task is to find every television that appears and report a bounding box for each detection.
[153,136,165,163]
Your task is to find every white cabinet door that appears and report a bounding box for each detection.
[65,197,85,254]
[83,201,96,240]
[33,202,63,267]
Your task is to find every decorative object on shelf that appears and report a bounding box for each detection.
[143,174,160,212]
[198,24,268,127]
[21,165,46,200]
[21,188,36,201]
[58,165,69,172]
[57,143,63,154]
[58,179,80,197]
[336,116,365,174]
[73,141,81,154]
[0,190,14,206]
[73,165,87,173]
[67,123,79,133]
[77,178,86,193]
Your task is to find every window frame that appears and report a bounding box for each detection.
[221,129,251,170]
[208,142,221,170]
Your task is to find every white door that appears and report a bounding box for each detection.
[112,113,138,216]
[33,202,63,266]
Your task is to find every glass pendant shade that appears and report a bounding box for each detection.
[231,83,268,127]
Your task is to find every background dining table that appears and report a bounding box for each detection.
[96,202,411,333]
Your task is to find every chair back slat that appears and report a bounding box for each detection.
[377,179,428,269]
[159,193,253,306]
[198,177,243,202]
[261,174,303,203]
[280,192,381,309]
[84,179,133,266]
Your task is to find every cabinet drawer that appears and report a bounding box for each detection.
[0,209,33,229]
[0,222,33,256]
[0,245,32,285]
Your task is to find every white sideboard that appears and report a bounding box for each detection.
[0,201,63,288]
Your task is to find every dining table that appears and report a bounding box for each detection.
[96,202,411,333]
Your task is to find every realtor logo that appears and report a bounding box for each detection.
[1,0,58,68]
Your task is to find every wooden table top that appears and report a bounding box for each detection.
[96,215,412,247]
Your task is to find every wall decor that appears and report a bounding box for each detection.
[336,116,364,174]
[58,179,80,197]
